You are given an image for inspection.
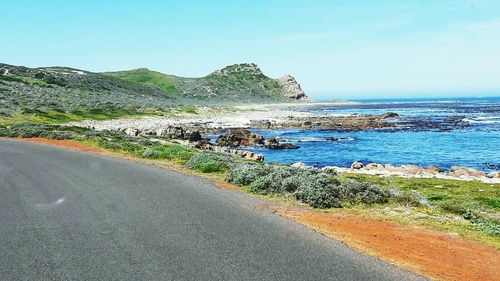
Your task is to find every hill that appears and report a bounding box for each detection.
[103,63,307,102]
[0,62,307,116]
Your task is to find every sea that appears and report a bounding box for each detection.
[248,97,500,172]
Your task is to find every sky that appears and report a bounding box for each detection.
[1,0,500,99]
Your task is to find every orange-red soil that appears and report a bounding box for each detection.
[276,208,500,281]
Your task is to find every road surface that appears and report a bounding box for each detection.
[0,139,428,281]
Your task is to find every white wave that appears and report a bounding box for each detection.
[283,137,355,142]
[463,117,500,124]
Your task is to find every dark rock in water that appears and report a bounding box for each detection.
[381,112,400,119]
[325,137,353,142]
[264,138,300,149]
[216,129,265,147]
[160,126,202,142]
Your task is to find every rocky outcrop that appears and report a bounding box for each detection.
[331,162,499,183]
[351,161,364,169]
[449,166,487,178]
[158,126,202,142]
[248,113,401,131]
[276,75,307,100]
[210,63,264,77]
[264,138,300,149]
[216,129,265,147]
[191,140,264,161]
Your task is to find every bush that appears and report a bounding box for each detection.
[39,130,75,140]
[227,163,391,209]
[185,152,228,173]
[338,180,389,204]
[226,163,269,185]
[391,189,429,207]
[142,148,160,158]
[150,145,194,161]
[249,166,321,194]
[6,122,54,138]
[294,174,343,208]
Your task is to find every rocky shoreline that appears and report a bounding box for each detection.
[324,162,500,183]
[64,103,498,183]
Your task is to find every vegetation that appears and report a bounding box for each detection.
[185,152,229,173]
[0,62,301,123]
[341,174,500,237]
[103,68,178,94]
[227,163,389,208]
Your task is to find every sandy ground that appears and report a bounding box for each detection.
[11,137,500,281]
[65,102,355,131]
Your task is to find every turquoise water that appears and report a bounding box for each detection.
[249,97,500,171]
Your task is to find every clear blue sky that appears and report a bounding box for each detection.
[2,0,500,99]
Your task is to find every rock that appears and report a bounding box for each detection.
[264,138,300,149]
[425,165,444,173]
[380,112,400,119]
[215,129,265,147]
[487,171,500,179]
[249,119,272,129]
[351,161,364,169]
[276,75,308,100]
[160,126,202,142]
[291,162,306,168]
[365,163,384,170]
[450,166,487,178]
[399,164,422,174]
[325,137,353,142]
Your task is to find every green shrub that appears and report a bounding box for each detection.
[6,123,54,138]
[228,163,391,209]
[185,152,228,173]
[226,163,269,185]
[294,174,343,208]
[142,148,160,158]
[149,145,194,161]
[39,130,76,140]
[337,180,388,204]
[392,189,429,207]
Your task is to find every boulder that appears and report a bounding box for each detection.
[425,165,444,173]
[351,161,364,169]
[487,171,500,179]
[216,129,265,147]
[291,162,306,168]
[450,166,487,178]
[159,126,202,142]
[365,163,384,170]
[380,112,400,119]
[264,138,300,149]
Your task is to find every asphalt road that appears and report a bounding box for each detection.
[0,139,428,281]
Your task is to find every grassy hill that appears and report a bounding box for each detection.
[103,63,307,103]
[104,68,179,95]
[0,62,308,123]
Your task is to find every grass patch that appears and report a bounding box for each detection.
[340,173,500,238]
[179,105,197,114]
[185,152,228,173]
[103,68,178,94]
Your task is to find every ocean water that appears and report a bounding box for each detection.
[248,97,500,172]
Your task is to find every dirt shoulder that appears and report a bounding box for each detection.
[12,137,500,281]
